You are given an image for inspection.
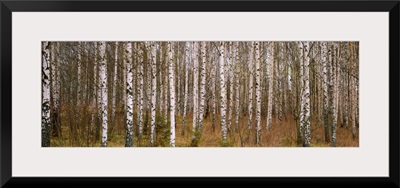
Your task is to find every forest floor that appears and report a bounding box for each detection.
[50,108,359,147]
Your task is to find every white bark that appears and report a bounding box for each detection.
[150,42,157,146]
[278,43,283,121]
[160,46,164,117]
[299,42,311,147]
[182,42,190,135]
[192,42,199,139]
[332,43,338,147]
[350,42,357,139]
[125,42,133,147]
[99,41,108,147]
[211,44,216,131]
[228,42,234,131]
[168,42,176,147]
[146,42,152,119]
[299,42,304,141]
[266,42,274,131]
[248,42,254,132]
[234,42,240,131]
[42,42,51,147]
[138,43,144,142]
[322,42,330,142]
[164,43,169,122]
[219,42,227,145]
[255,42,261,144]
[112,42,118,123]
[198,41,207,133]
[176,45,181,116]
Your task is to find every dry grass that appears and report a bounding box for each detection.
[50,108,359,147]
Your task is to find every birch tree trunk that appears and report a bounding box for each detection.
[331,43,338,147]
[234,42,240,131]
[219,42,227,145]
[266,42,274,131]
[42,42,51,147]
[182,42,190,135]
[247,42,254,133]
[328,43,334,146]
[138,43,144,143]
[192,42,199,141]
[146,42,152,133]
[160,45,165,118]
[298,43,306,146]
[168,42,176,147]
[150,42,157,146]
[299,42,311,147]
[164,43,169,122]
[112,42,118,126]
[98,41,108,147]
[254,42,261,144]
[278,43,283,121]
[350,42,357,139]
[122,43,127,127]
[125,42,133,147]
[322,42,330,143]
[211,43,217,132]
[198,41,207,134]
[228,42,234,132]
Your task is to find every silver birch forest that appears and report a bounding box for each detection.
[42,41,359,147]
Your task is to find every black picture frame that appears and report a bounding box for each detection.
[1,0,399,187]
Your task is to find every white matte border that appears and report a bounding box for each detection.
[12,12,388,177]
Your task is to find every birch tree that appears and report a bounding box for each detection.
[228,42,234,132]
[266,42,274,131]
[211,44,217,131]
[44,41,359,147]
[299,42,311,147]
[168,42,176,147]
[182,42,190,135]
[42,42,51,147]
[198,41,207,134]
[219,42,227,145]
[248,42,254,133]
[255,42,261,144]
[98,41,108,147]
[350,42,357,139]
[322,42,330,142]
[331,43,338,147]
[150,42,157,146]
[192,42,199,141]
[234,42,240,131]
[125,42,133,147]
[163,43,169,122]
[112,42,118,126]
[160,45,165,118]
[138,43,144,143]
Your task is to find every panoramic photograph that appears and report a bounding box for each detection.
[41,41,359,147]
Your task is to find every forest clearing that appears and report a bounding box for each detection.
[42,41,359,147]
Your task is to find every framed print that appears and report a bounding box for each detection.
[1,0,399,187]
